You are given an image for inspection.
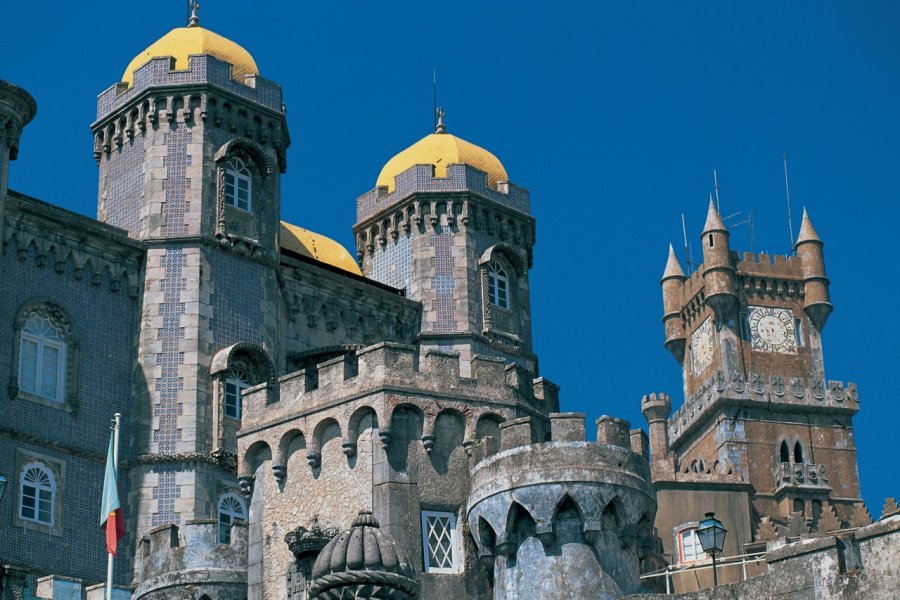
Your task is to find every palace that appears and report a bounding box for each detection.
[0,8,897,600]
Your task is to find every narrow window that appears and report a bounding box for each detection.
[19,463,55,525]
[217,493,246,544]
[793,498,805,516]
[18,315,66,402]
[794,441,804,464]
[795,319,805,348]
[224,372,249,420]
[779,441,790,463]
[422,510,460,573]
[678,527,702,563]
[708,234,714,248]
[224,158,253,211]
[739,312,750,340]
[487,263,509,309]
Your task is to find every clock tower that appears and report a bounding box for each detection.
[644,201,863,581]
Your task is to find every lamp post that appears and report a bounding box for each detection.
[696,512,727,587]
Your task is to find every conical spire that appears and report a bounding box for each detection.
[795,207,822,246]
[662,243,686,281]
[702,196,727,234]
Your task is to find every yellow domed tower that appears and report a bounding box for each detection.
[91,3,291,550]
[353,110,537,374]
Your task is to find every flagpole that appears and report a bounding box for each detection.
[105,413,121,600]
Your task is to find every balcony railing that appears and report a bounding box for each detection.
[773,461,829,491]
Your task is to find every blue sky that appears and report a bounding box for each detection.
[5,1,898,515]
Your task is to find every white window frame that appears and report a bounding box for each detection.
[677,527,703,563]
[421,510,461,574]
[487,263,510,309]
[217,493,246,544]
[224,373,249,420]
[224,157,253,212]
[19,462,56,526]
[18,315,66,403]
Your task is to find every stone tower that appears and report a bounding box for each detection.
[353,112,536,375]
[646,201,862,580]
[91,10,289,544]
[0,81,37,247]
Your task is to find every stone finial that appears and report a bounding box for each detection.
[435,106,446,133]
[755,516,779,542]
[786,512,810,536]
[795,207,822,247]
[816,504,843,533]
[702,196,727,234]
[849,502,874,528]
[188,0,200,27]
[881,498,900,520]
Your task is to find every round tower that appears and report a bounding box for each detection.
[467,414,657,599]
[700,198,736,318]
[641,392,672,460]
[794,208,832,330]
[0,80,37,245]
[661,244,687,362]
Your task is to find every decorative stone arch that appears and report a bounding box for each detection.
[475,413,505,442]
[478,244,528,341]
[307,417,342,469]
[344,405,380,457]
[214,137,273,177]
[386,403,424,472]
[273,428,305,483]
[479,243,527,277]
[239,440,272,479]
[8,299,80,413]
[213,137,274,252]
[431,408,466,474]
[211,343,276,456]
[501,501,537,555]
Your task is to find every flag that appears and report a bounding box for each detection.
[100,432,125,555]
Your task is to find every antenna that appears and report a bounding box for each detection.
[433,68,437,131]
[783,153,795,253]
[681,213,696,274]
[713,169,721,212]
[724,210,755,253]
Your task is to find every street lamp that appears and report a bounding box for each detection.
[696,512,727,587]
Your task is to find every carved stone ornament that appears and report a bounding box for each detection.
[771,376,785,397]
[816,504,843,533]
[285,516,339,560]
[732,371,745,394]
[812,380,826,400]
[791,377,805,398]
[849,502,874,528]
[786,512,810,536]
[881,498,900,520]
[751,372,765,395]
[755,516,779,542]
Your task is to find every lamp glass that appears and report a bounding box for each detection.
[696,512,727,556]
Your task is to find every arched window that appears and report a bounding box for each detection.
[677,527,703,563]
[224,158,252,211]
[794,441,805,464]
[18,314,66,402]
[218,493,246,544]
[487,262,509,309]
[19,462,55,525]
[224,371,249,420]
[779,441,790,463]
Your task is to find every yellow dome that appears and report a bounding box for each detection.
[376,131,509,193]
[280,222,362,276]
[121,26,259,87]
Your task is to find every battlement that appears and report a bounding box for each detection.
[466,413,657,597]
[242,342,555,429]
[668,370,858,447]
[96,55,283,120]
[133,519,247,600]
[355,163,531,222]
[736,251,804,278]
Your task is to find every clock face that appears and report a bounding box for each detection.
[690,317,715,376]
[748,306,796,354]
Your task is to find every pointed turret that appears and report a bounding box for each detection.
[661,244,687,362]
[794,208,832,330]
[700,198,736,317]
[0,80,37,251]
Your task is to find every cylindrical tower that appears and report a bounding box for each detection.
[641,392,672,460]
[795,208,832,330]
[467,414,656,599]
[661,244,686,362]
[0,80,37,244]
[700,199,736,318]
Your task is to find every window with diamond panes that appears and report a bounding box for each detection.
[224,373,249,420]
[218,493,246,543]
[422,510,460,573]
[19,463,55,525]
[487,263,509,309]
[224,157,252,211]
[18,315,66,402]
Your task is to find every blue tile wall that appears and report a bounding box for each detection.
[429,229,456,333]
[371,233,412,293]
[104,135,145,237]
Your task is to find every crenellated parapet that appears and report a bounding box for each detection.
[3,190,145,297]
[92,55,289,170]
[237,342,558,482]
[466,413,657,599]
[668,370,858,447]
[133,519,248,600]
